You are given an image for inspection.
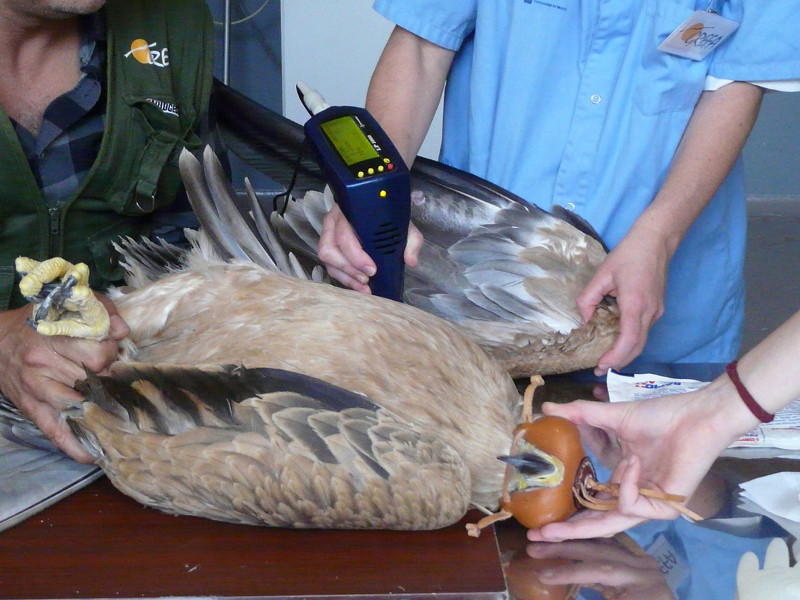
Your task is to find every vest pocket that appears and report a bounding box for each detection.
[86,220,143,287]
[112,95,199,216]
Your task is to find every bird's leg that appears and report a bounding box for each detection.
[16,257,110,340]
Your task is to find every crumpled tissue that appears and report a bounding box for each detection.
[739,472,800,541]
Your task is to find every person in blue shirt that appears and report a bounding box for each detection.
[317,1,800,375]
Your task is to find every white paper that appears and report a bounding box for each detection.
[739,473,800,540]
[607,371,800,452]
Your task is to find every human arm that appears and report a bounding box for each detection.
[527,307,800,541]
[0,294,129,462]
[317,26,453,292]
[578,81,765,374]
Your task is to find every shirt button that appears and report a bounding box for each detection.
[590,94,602,104]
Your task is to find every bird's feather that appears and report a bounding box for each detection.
[210,85,619,375]
[108,246,521,511]
[65,363,471,529]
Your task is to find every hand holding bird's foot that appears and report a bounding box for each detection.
[16,257,110,341]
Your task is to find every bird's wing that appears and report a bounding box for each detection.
[236,155,618,375]
[66,363,471,530]
[0,396,60,454]
[207,82,620,375]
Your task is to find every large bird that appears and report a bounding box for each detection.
[11,213,523,528]
[213,83,619,377]
[3,86,622,529]
[4,145,674,532]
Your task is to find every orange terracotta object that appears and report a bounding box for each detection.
[500,416,594,529]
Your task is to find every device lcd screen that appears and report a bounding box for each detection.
[321,116,379,166]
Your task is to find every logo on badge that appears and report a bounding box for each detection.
[125,38,170,68]
[680,22,705,43]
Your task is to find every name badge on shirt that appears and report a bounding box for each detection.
[657,10,739,61]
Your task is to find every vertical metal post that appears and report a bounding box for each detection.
[223,0,232,85]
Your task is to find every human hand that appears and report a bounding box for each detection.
[317,203,423,293]
[0,294,129,462]
[520,538,674,600]
[577,229,669,375]
[526,387,741,541]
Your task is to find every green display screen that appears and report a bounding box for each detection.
[320,116,379,166]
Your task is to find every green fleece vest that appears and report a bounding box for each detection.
[0,0,213,309]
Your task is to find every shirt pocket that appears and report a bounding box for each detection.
[635,0,710,115]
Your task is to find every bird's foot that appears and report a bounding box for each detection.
[16,257,110,340]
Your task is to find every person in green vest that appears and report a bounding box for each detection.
[0,0,214,461]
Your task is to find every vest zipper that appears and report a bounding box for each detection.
[48,206,61,256]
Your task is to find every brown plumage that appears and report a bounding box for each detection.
[8,143,618,531]
[67,364,471,529]
[103,246,520,514]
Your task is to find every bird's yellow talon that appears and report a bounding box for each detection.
[16,256,110,341]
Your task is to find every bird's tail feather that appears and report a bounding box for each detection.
[177,147,323,283]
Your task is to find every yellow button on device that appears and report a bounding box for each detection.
[357,171,364,178]
[379,190,387,198]
[368,168,375,175]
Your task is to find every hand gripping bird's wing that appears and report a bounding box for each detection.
[65,363,471,530]
[264,155,619,375]
[212,82,619,375]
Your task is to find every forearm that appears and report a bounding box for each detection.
[733,309,800,415]
[700,308,800,449]
[627,82,764,257]
[365,26,454,167]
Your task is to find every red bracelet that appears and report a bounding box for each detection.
[726,360,774,423]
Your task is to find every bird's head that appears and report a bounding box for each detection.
[497,437,566,494]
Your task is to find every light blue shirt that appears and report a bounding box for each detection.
[374,0,800,364]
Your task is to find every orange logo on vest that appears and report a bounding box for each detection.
[124,39,170,68]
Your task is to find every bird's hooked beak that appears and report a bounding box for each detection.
[497,441,565,494]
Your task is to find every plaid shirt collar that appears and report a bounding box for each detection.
[12,11,107,206]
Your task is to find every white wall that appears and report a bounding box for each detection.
[281,0,443,159]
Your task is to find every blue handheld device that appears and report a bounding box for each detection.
[301,93,410,302]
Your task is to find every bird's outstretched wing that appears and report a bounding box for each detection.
[66,363,471,530]
[268,159,619,376]
[209,83,619,376]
